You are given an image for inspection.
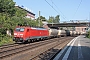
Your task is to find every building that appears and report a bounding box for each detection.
[75,27,87,34]
[15,5,35,19]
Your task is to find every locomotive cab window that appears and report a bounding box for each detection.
[15,28,25,32]
[20,28,25,32]
[15,28,20,31]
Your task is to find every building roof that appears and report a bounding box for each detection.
[15,5,35,16]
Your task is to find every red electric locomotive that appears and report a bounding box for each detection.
[13,26,49,42]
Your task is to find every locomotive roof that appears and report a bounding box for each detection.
[31,27,47,30]
[16,26,47,30]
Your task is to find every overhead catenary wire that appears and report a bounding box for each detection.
[44,0,60,14]
[51,0,68,20]
[45,0,67,20]
[72,0,82,19]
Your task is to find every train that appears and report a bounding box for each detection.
[13,26,80,43]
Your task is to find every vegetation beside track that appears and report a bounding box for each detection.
[0,35,14,46]
[86,31,90,38]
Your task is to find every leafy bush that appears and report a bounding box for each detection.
[86,30,90,38]
[0,28,6,34]
[0,35,14,46]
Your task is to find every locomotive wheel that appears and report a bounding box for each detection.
[28,39,31,43]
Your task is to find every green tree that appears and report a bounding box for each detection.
[37,16,46,20]
[48,16,54,23]
[0,0,27,35]
[48,15,60,23]
[54,15,60,23]
[15,7,27,17]
[0,0,16,16]
[36,16,46,27]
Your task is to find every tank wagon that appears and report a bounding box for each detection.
[66,30,81,36]
[65,30,71,36]
[48,28,58,38]
[49,29,66,38]
[58,30,66,37]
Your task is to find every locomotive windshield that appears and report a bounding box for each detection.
[15,28,25,32]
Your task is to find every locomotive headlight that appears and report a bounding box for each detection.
[14,33,17,37]
[14,33,17,35]
[20,34,23,37]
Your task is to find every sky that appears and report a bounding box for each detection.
[13,0,90,22]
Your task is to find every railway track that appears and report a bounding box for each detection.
[0,37,65,59]
[31,37,74,60]
[0,43,20,49]
[0,37,74,60]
